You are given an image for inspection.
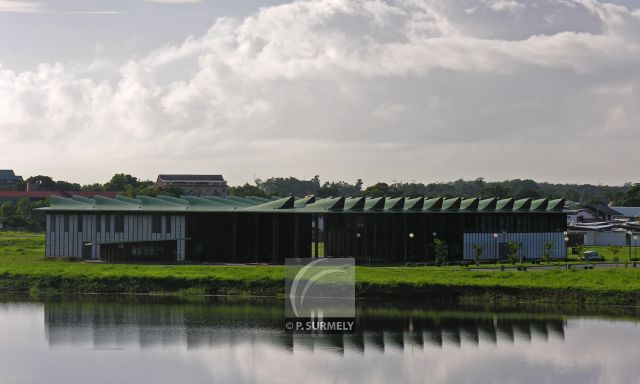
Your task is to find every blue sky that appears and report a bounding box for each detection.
[1,0,639,186]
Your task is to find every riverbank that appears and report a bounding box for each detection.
[2,232,640,305]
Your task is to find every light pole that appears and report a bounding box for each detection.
[564,233,569,270]
[634,235,638,261]
[356,232,361,264]
[432,231,437,262]
[408,232,414,262]
[493,233,498,260]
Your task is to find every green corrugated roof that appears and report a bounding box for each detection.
[37,195,566,213]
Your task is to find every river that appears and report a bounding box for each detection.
[0,295,639,384]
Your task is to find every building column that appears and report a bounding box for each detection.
[254,214,259,263]
[314,214,319,258]
[294,215,300,259]
[232,214,237,262]
[272,215,279,264]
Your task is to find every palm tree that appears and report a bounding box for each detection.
[543,241,554,263]
[472,244,483,267]
[507,241,521,265]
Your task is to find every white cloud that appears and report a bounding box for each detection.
[145,0,203,4]
[0,0,41,13]
[1,0,640,185]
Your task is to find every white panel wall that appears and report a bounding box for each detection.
[583,231,627,246]
[463,232,567,260]
[46,213,186,260]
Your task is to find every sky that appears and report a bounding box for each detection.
[0,0,639,187]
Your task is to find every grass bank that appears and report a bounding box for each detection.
[1,232,640,305]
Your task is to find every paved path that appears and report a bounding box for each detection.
[468,262,639,271]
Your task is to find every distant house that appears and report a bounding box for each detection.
[0,170,23,189]
[155,174,228,196]
[610,207,640,221]
[580,204,621,222]
[567,209,596,224]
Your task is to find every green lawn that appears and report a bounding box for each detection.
[1,232,640,300]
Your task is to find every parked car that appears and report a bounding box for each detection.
[581,251,604,262]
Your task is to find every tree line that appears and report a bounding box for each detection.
[230,176,637,206]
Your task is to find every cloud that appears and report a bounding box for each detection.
[0,0,41,13]
[1,0,640,185]
[144,0,204,4]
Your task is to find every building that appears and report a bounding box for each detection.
[155,174,227,196]
[579,204,621,222]
[610,206,640,221]
[0,170,23,189]
[567,209,596,224]
[38,195,567,263]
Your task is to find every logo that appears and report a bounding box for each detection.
[285,258,355,333]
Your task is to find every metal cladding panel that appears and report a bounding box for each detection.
[463,232,567,260]
[46,213,187,260]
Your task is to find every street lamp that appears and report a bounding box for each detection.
[634,235,638,261]
[493,233,499,260]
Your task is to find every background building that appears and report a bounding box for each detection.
[155,174,228,196]
[0,170,23,189]
[39,195,567,263]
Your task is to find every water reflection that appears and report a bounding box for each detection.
[1,296,639,384]
[41,297,574,352]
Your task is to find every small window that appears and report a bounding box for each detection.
[152,215,162,234]
[77,215,83,233]
[50,214,56,232]
[115,215,124,233]
[105,215,111,233]
[96,214,101,232]
[63,215,69,233]
[165,215,171,234]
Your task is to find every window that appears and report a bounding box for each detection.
[77,215,83,233]
[63,215,69,233]
[165,215,171,234]
[50,214,56,232]
[152,215,162,234]
[105,215,111,233]
[115,215,125,233]
[96,214,101,232]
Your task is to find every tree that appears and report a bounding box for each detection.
[158,185,184,197]
[25,175,56,190]
[0,201,16,219]
[54,180,81,191]
[608,245,623,262]
[363,182,402,198]
[507,241,521,265]
[543,241,554,263]
[256,176,320,197]
[612,183,640,207]
[81,183,104,192]
[15,198,32,220]
[229,183,268,197]
[472,244,483,266]
[103,173,143,191]
[434,238,448,266]
[479,184,512,198]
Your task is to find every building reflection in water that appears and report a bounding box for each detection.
[43,297,568,353]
